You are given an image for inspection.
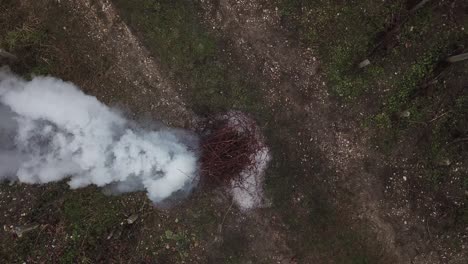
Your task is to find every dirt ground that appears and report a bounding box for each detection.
[1,0,468,263]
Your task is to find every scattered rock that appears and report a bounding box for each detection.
[358,59,371,68]
[400,110,411,118]
[107,229,115,240]
[127,214,139,224]
[437,158,451,167]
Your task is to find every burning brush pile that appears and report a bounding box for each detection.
[199,111,270,209]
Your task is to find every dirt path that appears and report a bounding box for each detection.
[80,0,198,127]
[18,0,195,127]
[194,1,468,263]
[195,0,425,262]
[70,0,194,127]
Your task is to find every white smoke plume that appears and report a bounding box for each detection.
[0,69,199,203]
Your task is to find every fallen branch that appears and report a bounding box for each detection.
[446,52,468,63]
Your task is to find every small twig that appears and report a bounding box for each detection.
[428,111,450,123]
[410,0,432,13]
[426,219,432,239]
[34,224,48,247]
[407,120,428,126]
[447,137,468,146]
[219,199,235,234]
[138,199,147,213]
[79,225,91,254]
[0,49,17,61]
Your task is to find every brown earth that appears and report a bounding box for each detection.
[194,1,468,263]
[1,0,467,263]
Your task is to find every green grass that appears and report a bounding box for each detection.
[0,23,54,76]
[279,0,468,167]
[59,188,123,262]
[278,0,466,131]
[113,0,260,114]
[0,185,125,263]
[422,82,468,180]
[3,26,44,50]
[372,7,463,126]
[278,0,406,98]
[274,0,468,259]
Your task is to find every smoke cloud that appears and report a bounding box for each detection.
[0,69,198,203]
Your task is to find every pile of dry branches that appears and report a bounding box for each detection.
[200,113,261,187]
